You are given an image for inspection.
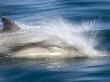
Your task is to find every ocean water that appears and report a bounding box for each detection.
[0,0,110,82]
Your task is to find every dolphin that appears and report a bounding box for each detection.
[0,16,105,59]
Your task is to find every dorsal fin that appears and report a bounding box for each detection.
[1,16,20,32]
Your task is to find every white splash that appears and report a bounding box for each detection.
[0,18,106,58]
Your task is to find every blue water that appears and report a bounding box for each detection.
[0,0,110,82]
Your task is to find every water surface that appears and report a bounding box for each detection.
[0,0,110,82]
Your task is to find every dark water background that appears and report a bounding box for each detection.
[0,0,110,82]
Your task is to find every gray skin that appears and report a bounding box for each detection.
[1,16,20,32]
